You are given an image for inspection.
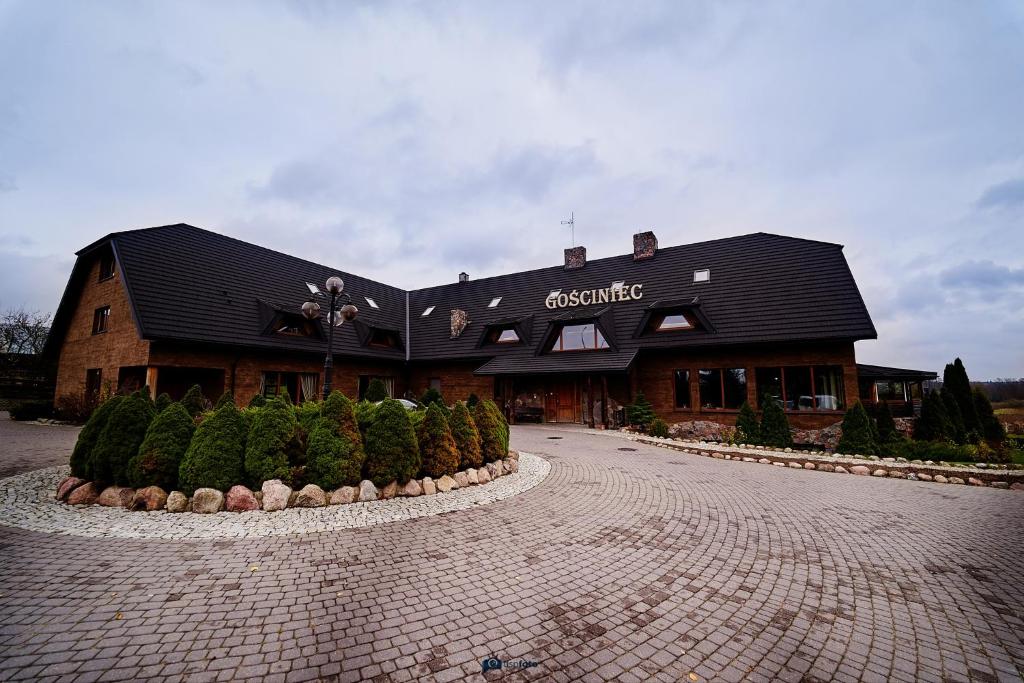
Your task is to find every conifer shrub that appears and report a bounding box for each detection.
[354,400,377,436]
[69,395,125,479]
[973,388,1006,444]
[734,401,760,445]
[417,403,460,478]
[759,394,793,449]
[154,393,173,413]
[127,402,195,490]
[473,399,507,463]
[409,409,426,433]
[247,394,267,408]
[364,398,420,486]
[944,358,980,434]
[940,387,966,444]
[277,389,293,405]
[243,399,297,488]
[364,378,388,402]
[449,401,483,469]
[914,391,952,442]
[648,418,669,438]
[294,400,323,435]
[420,387,444,409]
[322,392,365,451]
[178,402,246,495]
[181,384,206,418]
[90,393,157,485]
[215,391,235,410]
[467,393,480,408]
[626,392,655,431]
[305,417,362,489]
[836,400,878,455]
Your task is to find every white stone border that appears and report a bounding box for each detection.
[0,453,550,540]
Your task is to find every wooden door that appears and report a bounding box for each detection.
[556,381,576,422]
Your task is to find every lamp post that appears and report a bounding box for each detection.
[302,276,358,400]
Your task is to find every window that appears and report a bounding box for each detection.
[653,313,693,332]
[875,380,906,402]
[368,328,400,348]
[694,269,710,283]
[429,378,442,391]
[698,368,747,410]
[306,282,322,295]
[756,366,845,411]
[261,371,318,402]
[549,323,609,352]
[674,370,690,409]
[485,325,520,345]
[99,255,115,281]
[85,369,102,399]
[358,375,395,400]
[422,306,435,316]
[92,306,110,334]
[271,313,318,337]
[365,296,379,309]
[488,297,502,308]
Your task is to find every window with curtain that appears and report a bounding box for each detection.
[299,374,319,402]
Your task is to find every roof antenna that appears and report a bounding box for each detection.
[561,212,575,247]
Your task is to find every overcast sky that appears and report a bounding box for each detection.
[1,1,1022,379]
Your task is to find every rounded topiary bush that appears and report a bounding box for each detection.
[648,418,669,438]
[178,402,246,495]
[305,417,362,489]
[322,391,365,459]
[364,398,420,486]
[835,400,878,455]
[449,401,483,469]
[90,393,157,486]
[473,399,507,463]
[69,395,125,480]
[126,402,195,490]
[154,393,173,413]
[215,391,235,410]
[420,387,444,409]
[364,378,388,402]
[244,399,297,488]
[627,392,655,431]
[418,403,460,478]
[181,384,207,418]
[247,393,267,408]
[294,400,323,435]
[759,394,793,449]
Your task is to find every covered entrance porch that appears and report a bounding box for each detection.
[493,374,631,428]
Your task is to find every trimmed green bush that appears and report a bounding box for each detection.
[449,401,483,469]
[735,401,760,445]
[154,393,173,413]
[244,399,297,488]
[648,418,669,438]
[90,393,157,485]
[178,402,246,495]
[626,392,655,430]
[914,391,952,442]
[759,394,792,449]
[127,402,195,490]
[874,400,899,444]
[944,358,980,434]
[354,400,377,436]
[321,391,365,474]
[215,391,235,410]
[473,399,507,463]
[364,378,388,402]
[181,384,206,417]
[276,389,293,405]
[364,398,420,486]
[420,387,444,409]
[69,395,125,479]
[467,393,480,408]
[836,400,878,455]
[417,403,460,478]
[940,387,966,444]
[305,417,362,489]
[247,393,267,408]
[294,400,322,435]
[974,388,1006,444]
[409,408,426,433]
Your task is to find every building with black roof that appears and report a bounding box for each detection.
[45,223,932,427]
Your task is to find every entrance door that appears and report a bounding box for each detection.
[545,380,577,422]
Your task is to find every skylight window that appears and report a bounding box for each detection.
[306,282,322,295]
[422,306,435,316]
[488,297,502,308]
[365,296,379,309]
[694,269,710,283]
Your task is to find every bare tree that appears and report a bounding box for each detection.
[1,307,52,354]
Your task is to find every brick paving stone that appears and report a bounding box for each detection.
[1,423,1023,681]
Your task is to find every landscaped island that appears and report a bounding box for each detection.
[54,382,517,513]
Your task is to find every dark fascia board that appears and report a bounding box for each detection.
[534,308,618,356]
[634,297,717,338]
[110,238,147,340]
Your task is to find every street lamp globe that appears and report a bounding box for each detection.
[340,303,358,322]
[301,301,321,319]
[325,276,344,294]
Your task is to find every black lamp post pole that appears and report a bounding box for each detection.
[322,290,338,401]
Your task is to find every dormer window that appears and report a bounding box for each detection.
[653,313,694,332]
[488,297,502,308]
[368,328,400,348]
[269,311,320,338]
[549,323,609,352]
[422,306,435,316]
[485,326,520,345]
[365,297,379,309]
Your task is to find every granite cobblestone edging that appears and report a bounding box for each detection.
[629,435,1024,490]
[0,452,550,539]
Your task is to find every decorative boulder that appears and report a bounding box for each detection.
[226,485,259,512]
[477,467,492,485]
[261,480,292,512]
[192,488,225,514]
[871,469,887,477]
[67,482,102,505]
[131,486,168,511]
[399,479,423,497]
[166,491,189,513]
[330,486,358,505]
[486,462,501,479]
[358,480,379,502]
[98,486,135,508]
[850,465,871,476]
[379,481,399,500]
[436,475,456,493]
[507,449,520,460]
[421,477,436,496]
[933,475,949,484]
[504,458,519,474]
[294,484,327,508]
[56,477,87,502]
[454,472,469,488]
[466,468,479,485]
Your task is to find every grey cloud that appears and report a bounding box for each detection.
[939,260,1024,290]
[975,178,1024,209]
[0,173,16,193]
[459,142,600,203]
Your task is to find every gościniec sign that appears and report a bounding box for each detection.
[545,282,644,309]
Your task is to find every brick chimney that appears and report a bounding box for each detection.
[633,231,657,261]
[458,272,469,283]
[564,246,586,270]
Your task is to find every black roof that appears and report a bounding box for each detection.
[856,364,937,381]
[47,224,879,369]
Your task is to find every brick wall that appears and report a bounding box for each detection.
[634,342,858,428]
[407,361,494,406]
[54,256,150,402]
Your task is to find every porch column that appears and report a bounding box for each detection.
[601,375,609,428]
[145,367,158,400]
[586,376,595,428]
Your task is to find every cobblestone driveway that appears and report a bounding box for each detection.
[1,420,1023,682]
